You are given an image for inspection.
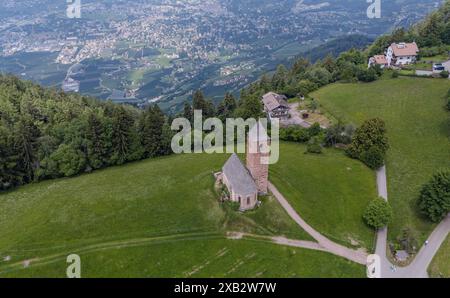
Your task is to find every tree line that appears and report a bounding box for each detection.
[0,75,175,190]
[0,75,267,191]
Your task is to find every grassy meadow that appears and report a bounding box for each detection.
[428,235,450,278]
[0,238,364,278]
[271,143,377,251]
[0,150,365,277]
[312,77,450,244]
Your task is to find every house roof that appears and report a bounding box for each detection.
[262,92,289,112]
[390,42,419,57]
[373,55,388,65]
[222,154,258,196]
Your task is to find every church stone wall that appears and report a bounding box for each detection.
[246,141,269,194]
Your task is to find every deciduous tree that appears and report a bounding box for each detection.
[363,198,393,229]
[418,170,450,222]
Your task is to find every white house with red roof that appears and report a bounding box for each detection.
[368,55,389,68]
[386,42,420,66]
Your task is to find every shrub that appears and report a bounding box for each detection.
[363,198,393,229]
[309,99,319,112]
[226,200,241,212]
[447,88,450,110]
[392,71,400,78]
[306,137,323,154]
[307,122,322,138]
[440,70,449,78]
[280,126,310,143]
[418,170,450,222]
[360,146,385,170]
[346,118,389,168]
[339,62,360,82]
[396,228,419,254]
[358,67,379,82]
[324,123,354,147]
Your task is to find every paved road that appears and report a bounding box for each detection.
[268,182,368,265]
[270,166,449,277]
[375,166,450,278]
[415,70,433,77]
[407,215,450,277]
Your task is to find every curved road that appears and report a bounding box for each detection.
[268,182,368,265]
[376,166,450,278]
[269,166,449,277]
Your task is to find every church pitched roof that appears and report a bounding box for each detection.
[222,154,258,196]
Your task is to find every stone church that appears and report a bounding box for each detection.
[216,122,270,211]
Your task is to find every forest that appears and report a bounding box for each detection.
[1,1,450,191]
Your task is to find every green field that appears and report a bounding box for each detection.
[0,238,363,278]
[312,77,450,244]
[0,151,365,277]
[421,54,450,62]
[271,143,377,250]
[428,235,450,278]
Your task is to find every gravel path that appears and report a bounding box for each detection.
[281,103,311,128]
[268,182,368,265]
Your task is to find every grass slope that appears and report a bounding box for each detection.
[0,238,364,278]
[270,142,377,250]
[312,77,450,243]
[428,235,450,278]
[0,152,365,277]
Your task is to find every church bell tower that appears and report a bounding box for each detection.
[246,121,270,194]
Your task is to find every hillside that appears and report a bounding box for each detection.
[271,143,377,250]
[1,1,450,280]
[0,149,368,277]
[312,77,450,245]
[298,35,373,63]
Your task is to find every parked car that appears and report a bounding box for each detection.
[432,63,445,72]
